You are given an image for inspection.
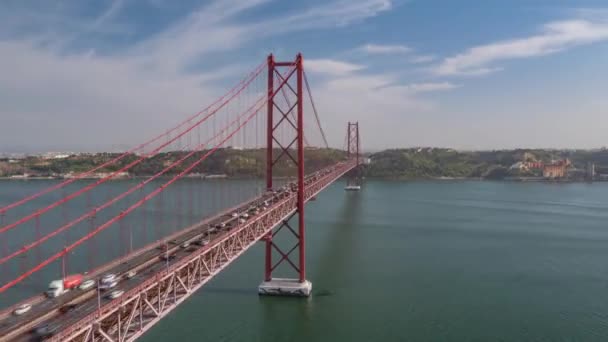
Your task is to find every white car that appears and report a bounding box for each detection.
[238,218,246,224]
[231,212,238,218]
[79,279,95,290]
[126,270,137,279]
[106,290,124,299]
[101,273,116,284]
[13,303,31,316]
[180,242,190,249]
[99,280,117,290]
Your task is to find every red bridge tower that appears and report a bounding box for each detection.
[258,53,312,296]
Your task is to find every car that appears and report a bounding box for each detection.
[107,290,124,299]
[231,212,238,218]
[101,273,116,284]
[209,227,218,234]
[160,252,176,261]
[79,279,95,290]
[13,303,31,316]
[238,218,246,224]
[241,213,249,218]
[180,242,190,249]
[126,270,137,279]
[33,324,56,339]
[59,304,77,314]
[98,280,117,290]
[194,238,209,246]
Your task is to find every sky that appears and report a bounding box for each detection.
[1,0,608,152]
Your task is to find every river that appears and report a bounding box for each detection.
[143,180,608,341]
[3,179,608,341]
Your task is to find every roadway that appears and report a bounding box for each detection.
[0,165,339,341]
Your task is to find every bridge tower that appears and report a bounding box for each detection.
[259,53,312,297]
[345,121,362,190]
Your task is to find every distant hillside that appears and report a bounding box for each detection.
[4,147,608,180]
[0,148,347,178]
[364,148,608,179]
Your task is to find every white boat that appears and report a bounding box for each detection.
[344,185,361,191]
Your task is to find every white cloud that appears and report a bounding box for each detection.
[277,0,393,29]
[305,59,365,75]
[434,19,608,76]
[394,82,459,93]
[409,54,436,63]
[0,0,397,150]
[360,43,411,54]
[92,0,126,29]
[311,72,459,148]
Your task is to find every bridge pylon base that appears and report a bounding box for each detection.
[258,278,312,297]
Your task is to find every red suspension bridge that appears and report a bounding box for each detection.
[0,54,362,341]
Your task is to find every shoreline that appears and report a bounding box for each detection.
[0,175,295,181]
[1,176,604,184]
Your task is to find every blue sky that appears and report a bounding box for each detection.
[1,0,608,151]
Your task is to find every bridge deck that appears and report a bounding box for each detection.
[0,160,356,342]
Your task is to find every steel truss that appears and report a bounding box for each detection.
[51,161,356,342]
[264,53,307,282]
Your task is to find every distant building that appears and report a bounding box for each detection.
[509,162,527,171]
[52,154,70,159]
[542,159,570,179]
[525,161,543,169]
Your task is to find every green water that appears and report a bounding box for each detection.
[140,180,608,342]
[4,180,608,341]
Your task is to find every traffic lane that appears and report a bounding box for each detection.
[0,244,168,336]
[0,213,216,331]
[23,257,175,339]
[3,173,317,336]
[3,201,268,339]
[46,249,192,333]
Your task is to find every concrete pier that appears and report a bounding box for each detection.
[258,278,312,297]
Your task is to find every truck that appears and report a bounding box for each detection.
[46,274,83,298]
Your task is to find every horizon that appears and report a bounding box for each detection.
[4,145,608,157]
